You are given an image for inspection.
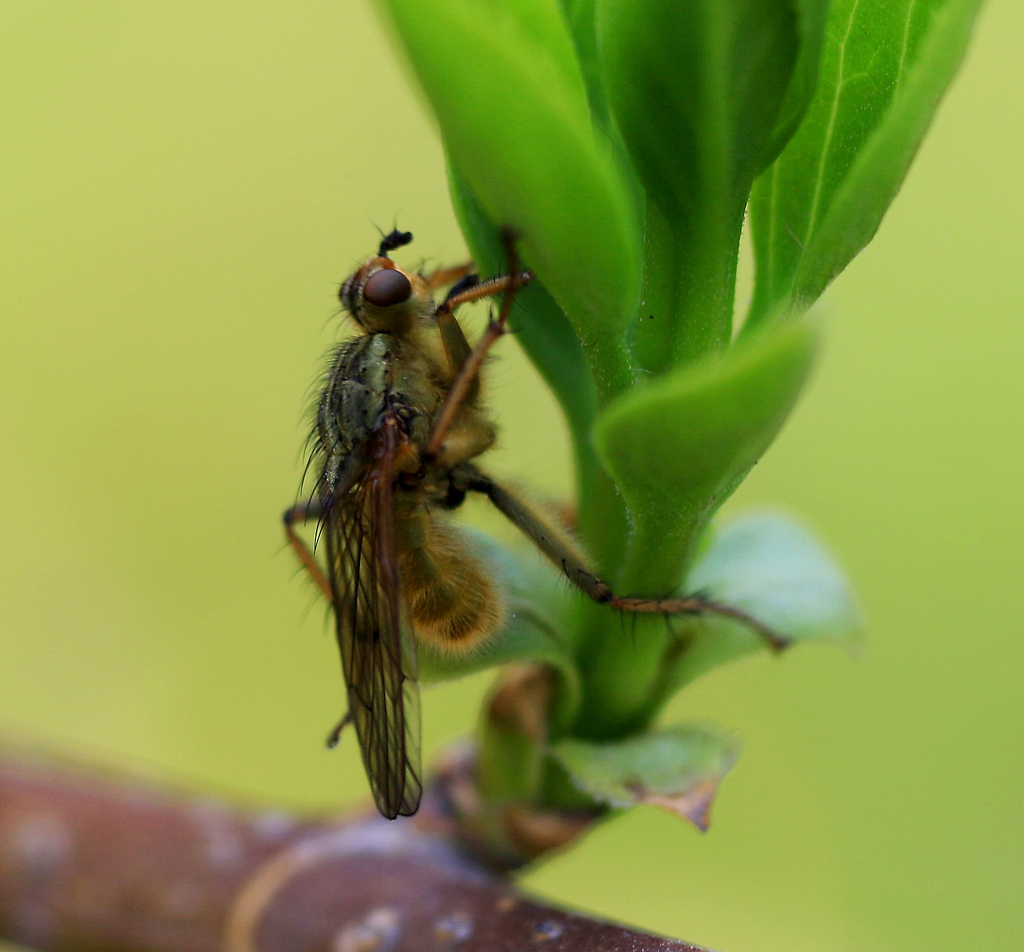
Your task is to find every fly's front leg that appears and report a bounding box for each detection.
[433,271,532,397]
[282,499,333,603]
[435,273,480,396]
[462,467,789,651]
[427,233,532,460]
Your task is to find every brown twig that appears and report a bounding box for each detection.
[0,743,708,952]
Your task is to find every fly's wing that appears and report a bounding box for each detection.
[324,415,422,819]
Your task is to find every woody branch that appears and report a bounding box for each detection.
[0,742,707,952]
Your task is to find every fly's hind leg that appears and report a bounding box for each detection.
[282,499,333,603]
[461,466,789,651]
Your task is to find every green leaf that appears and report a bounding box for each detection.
[600,0,802,367]
[762,0,831,168]
[379,0,642,390]
[594,319,819,597]
[600,0,801,220]
[663,510,862,695]
[551,724,739,830]
[559,0,610,127]
[558,0,647,247]
[749,0,984,324]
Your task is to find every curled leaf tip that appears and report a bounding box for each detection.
[638,776,724,832]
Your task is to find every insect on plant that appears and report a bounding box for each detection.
[284,229,786,820]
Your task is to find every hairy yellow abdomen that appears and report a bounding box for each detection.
[395,505,504,653]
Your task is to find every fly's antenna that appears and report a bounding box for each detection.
[378,229,414,257]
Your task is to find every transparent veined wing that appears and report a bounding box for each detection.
[323,412,422,819]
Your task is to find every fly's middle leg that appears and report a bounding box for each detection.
[425,261,474,292]
[283,499,333,603]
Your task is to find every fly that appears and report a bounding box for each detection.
[284,229,785,819]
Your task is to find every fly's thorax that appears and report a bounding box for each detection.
[392,502,504,655]
[387,336,447,421]
[317,335,391,492]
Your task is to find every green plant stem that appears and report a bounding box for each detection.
[580,327,637,406]
[569,329,635,597]
[635,200,742,374]
[476,667,550,806]
[565,196,749,744]
[574,467,631,594]
[572,609,670,740]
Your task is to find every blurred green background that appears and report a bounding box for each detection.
[1,2,1020,950]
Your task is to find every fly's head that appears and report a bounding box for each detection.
[340,230,434,336]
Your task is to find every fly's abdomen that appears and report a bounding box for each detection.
[394,505,503,653]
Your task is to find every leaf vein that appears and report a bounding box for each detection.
[765,163,780,303]
[895,0,920,92]
[804,0,863,247]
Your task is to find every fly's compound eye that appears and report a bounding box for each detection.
[363,269,412,308]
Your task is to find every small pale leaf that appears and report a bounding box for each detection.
[664,510,862,694]
[551,724,739,830]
